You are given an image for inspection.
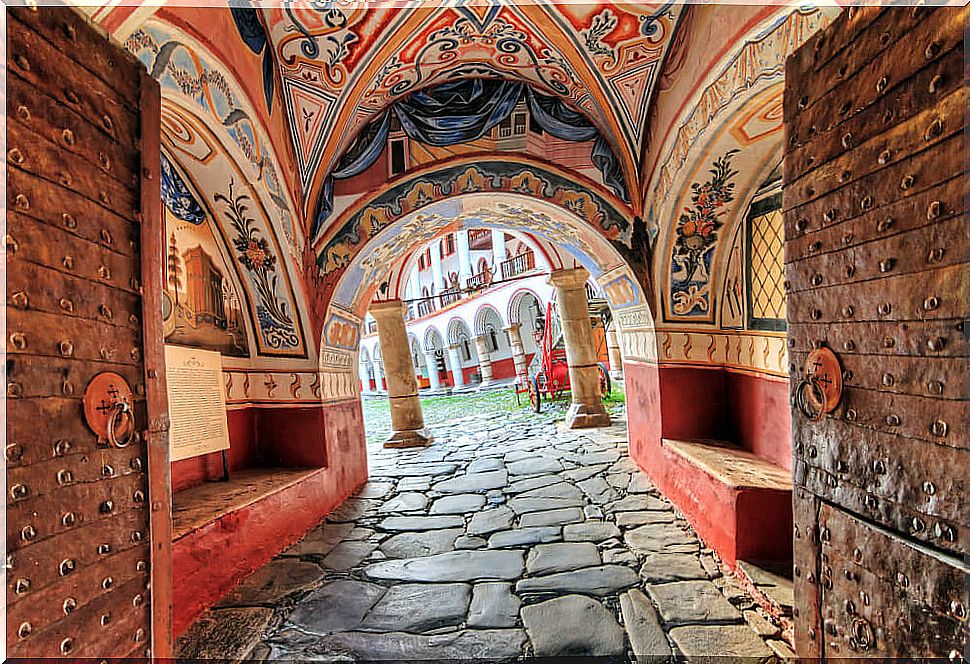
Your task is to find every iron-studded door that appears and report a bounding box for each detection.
[6,6,172,659]
[784,7,968,658]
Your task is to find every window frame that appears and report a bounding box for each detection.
[745,192,787,332]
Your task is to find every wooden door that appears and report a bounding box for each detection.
[784,7,967,658]
[6,6,172,658]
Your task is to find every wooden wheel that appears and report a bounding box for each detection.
[528,376,542,413]
[598,362,612,399]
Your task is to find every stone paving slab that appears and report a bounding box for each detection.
[466,506,513,535]
[518,507,584,527]
[487,526,562,548]
[379,528,462,558]
[430,493,486,514]
[621,589,672,658]
[216,559,324,607]
[563,521,622,542]
[360,583,471,632]
[363,550,525,582]
[194,401,785,661]
[287,580,386,635]
[526,542,601,575]
[509,496,585,514]
[521,595,625,657]
[378,515,464,531]
[640,552,709,583]
[646,579,744,625]
[468,582,520,628]
[176,607,274,660]
[318,629,528,660]
[516,564,639,596]
[669,623,774,658]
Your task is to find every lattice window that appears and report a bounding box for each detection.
[746,193,786,330]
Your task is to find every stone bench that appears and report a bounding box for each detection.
[660,439,793,567]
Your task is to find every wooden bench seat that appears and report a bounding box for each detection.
[173,468,320,540]
[659,439,793,566]
[663,439,792,491]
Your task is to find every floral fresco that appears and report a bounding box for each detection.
[669,149,739,316]
[216,181,300,352]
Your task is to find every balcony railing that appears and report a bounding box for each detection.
[467,268,493,291]
[416,299,437,318]
[439,288,461,307]
[500,250,535,280]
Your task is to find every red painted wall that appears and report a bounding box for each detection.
[171,400,368,635]
[172,409,259,493]
[658,366,726,442]
[725,371,792,471]
[654,364,792,471]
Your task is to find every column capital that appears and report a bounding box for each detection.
[503,323,522,333]
[369,299,407,318]
[548,267,591,291]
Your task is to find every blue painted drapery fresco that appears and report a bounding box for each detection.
[313,79,629,240]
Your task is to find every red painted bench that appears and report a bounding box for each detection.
[660,439,793,567]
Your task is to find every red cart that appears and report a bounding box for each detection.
[518,300,612,413]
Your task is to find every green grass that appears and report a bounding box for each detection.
[362,382,626,445]
[602,388,626,404]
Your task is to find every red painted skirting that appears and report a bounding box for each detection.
[171,400,368,635]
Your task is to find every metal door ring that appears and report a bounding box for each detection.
[106,401,135,448]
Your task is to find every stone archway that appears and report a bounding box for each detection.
[314,191,660,453]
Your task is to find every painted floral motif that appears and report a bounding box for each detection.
[216,181,299,350]
[670,149,739,315]
[126,25,298,254]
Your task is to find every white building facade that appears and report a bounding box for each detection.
[359,230,557,392]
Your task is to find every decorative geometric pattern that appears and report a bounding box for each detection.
[748,206,785,324]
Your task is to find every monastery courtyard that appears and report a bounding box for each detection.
[178,391,792,660]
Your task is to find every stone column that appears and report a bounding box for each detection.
[430,238,444,293]
[424,348,442,392]
[358,358,372,394]
[548,268,611,428]
[505,323,529,385]
[457,230,472,288]
[473,335,494,386]
[371,300,433,447]
[492,230,506,271]
[447,344,466,388]
[375,361,386,392]
[606,324,624,380]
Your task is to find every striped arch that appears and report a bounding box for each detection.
[447,317,474,348]
[314,154,634,282]
[423,326,446,352]
[508,288,544,326]
[474,304,506,338]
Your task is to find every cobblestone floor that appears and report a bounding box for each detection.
[181,399,792,661]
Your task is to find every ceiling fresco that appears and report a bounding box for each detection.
[75,2,844,368]
[255,1,681,223]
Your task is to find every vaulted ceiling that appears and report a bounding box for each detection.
[79,1,836,364]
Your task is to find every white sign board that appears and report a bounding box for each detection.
[165,346,230,462]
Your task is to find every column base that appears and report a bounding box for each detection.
[384,428,434,448]
[565,402,611,429]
